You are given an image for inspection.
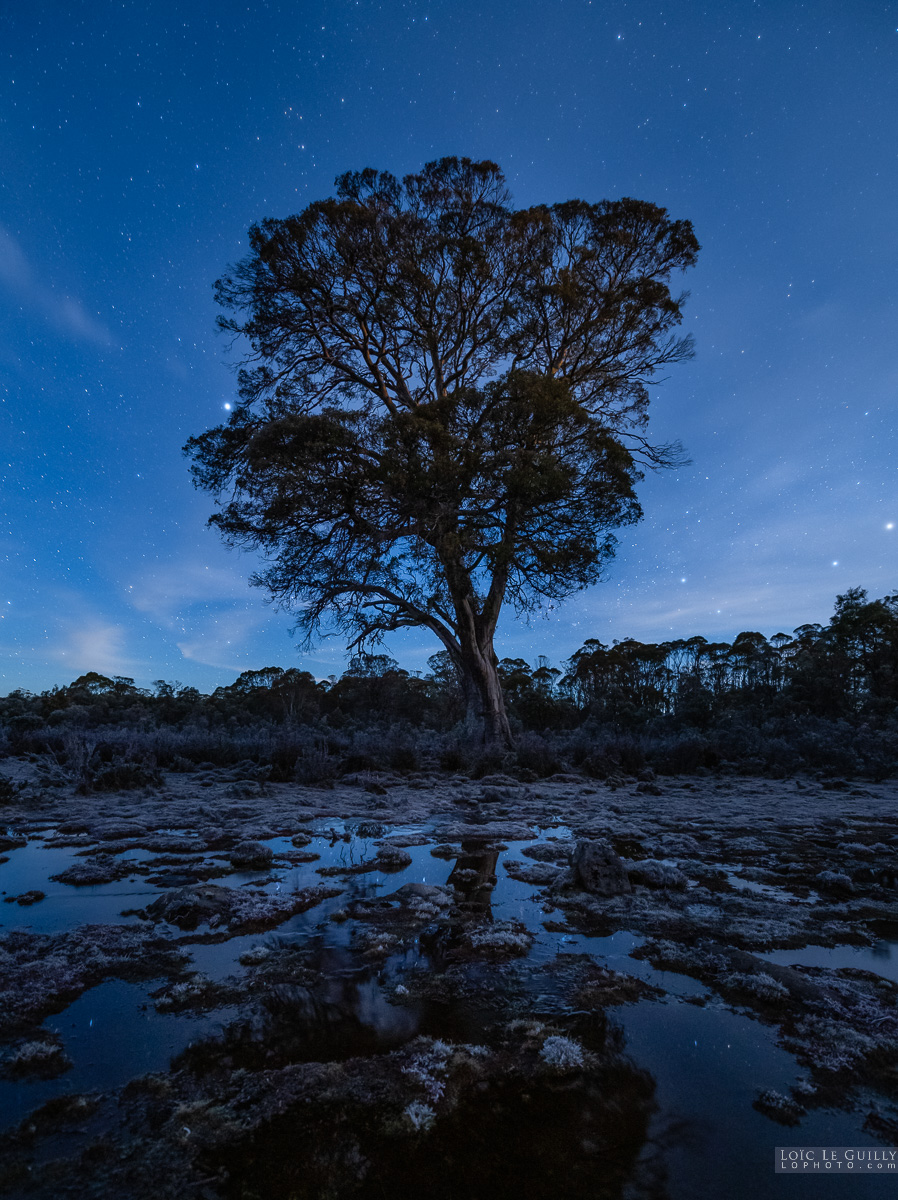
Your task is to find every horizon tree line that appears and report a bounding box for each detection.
[5,587,895,731]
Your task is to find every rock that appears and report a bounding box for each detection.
[436,822,534,842]
[145,882,340,932]
[521,842,572,863]
[229,840,274,868]
[376,844,413,871]
[503,860,561,885]
[627,859,688,890]
[389,882,453,909]
[50,856,133,886]
[815,869,854,893]
[570,840,631,896]
[636,781,662,795]
[87,822,148,841]
[3,890,45,906]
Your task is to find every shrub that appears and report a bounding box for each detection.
[389,744,419,773]
[438,745,467,772]
[88,759,162,793]
[514,732,564,778]
[470,746,510,779]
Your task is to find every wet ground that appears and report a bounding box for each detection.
[0,763,897,1198]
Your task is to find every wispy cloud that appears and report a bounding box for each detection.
[126,559,282,671]
[0,224,112,347]
[127,562,255,627]
[49,620,141,679]
[176,608,276,671]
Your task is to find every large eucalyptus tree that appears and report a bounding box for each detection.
[186,157,698,746]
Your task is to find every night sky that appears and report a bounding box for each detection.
[2,0,895,694]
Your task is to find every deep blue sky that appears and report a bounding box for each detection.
[2,0,895,693]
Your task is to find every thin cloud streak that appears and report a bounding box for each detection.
[48,620,141,679]
[127,561,257,628]
[0,224,113,347]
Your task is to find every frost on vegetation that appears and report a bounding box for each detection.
[753,1088,806,1125]
[658,832,701,856]
[0,925,188,1033]
[539,1035,585,1071]
[723,971,790,1004]
[401,1039,453,1102]
[520,842,572,864]
[153,977,223,1011]
[643,939,728,977]
[729,837,766,856]
[173,1100,243,1147]
[627,859,688,890]
[356,929,400,958]
[238,944,273,966]
[376,843,413,871]
[792,986,898,1072]
[815,870,853,891]
[229,840,274,868]
[4,1038,72,1077]
[467,920,534,958]
[50,855,132,887]
[404,1101,436,1132]
[502,858,561,885]
[145,882,340,932]
[788,1016,880,1071]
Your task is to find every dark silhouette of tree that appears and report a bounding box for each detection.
[786,589,898,717]
[185,157,699,746]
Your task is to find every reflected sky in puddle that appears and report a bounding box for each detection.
[0,836,160,933]
[710,862,820,906]
[1,820,894,1198]
[0,978,235,1131]
[761,940,898,985]
[620,999,885,1200]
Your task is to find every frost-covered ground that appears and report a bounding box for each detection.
[0,760,897,1199]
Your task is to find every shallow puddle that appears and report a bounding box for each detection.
[1,820,895,1199]
[620,999,887,1199]
[762,940,898,985]
[0,978,236,1130]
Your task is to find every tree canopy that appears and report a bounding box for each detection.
[186,157,699,745]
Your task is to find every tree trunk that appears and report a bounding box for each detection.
[456,638,514,749]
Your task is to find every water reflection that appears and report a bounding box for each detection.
[446,840,500,915]
[2,822,895,1200]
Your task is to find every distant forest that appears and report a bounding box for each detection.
[2,588,897,788]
